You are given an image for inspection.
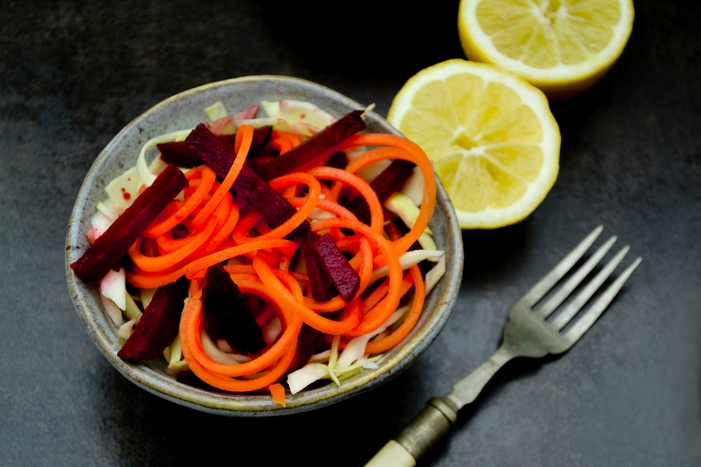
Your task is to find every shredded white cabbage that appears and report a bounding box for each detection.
[278,99,335,129]
[124,293,142,320]
[401,165,426,206]
[336,305,410,371]
[100,267,126,310]
[105,166,141,214]
[358,159,391,183]
[118,317,137,341]
[90,210,113,243]
[385,192,433,235]
[204,101,228,121]
[140,288,157,310]
[200,330,250,366]
[167,335,183,368]
[101,294,124,327]
[95,201,117,221]
[262,315,282,346]
[137,129,192,186]
[166,359,189,376]
[308,349,331,363]
[261,100,280,118]
[369,249,444,285]
[327,335,342,386]
[425,256,447,295]
[287,363,330,394]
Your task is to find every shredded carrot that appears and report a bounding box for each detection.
[182,239,298,278]
[180,283,302,379]
[268,383,287,407]
[143,166,217,238]
[307,166,384,234]
[270,130,301,154]
[339,134,437,257]
[365,265,425,354]
[253,256,363,335]
[129,221,216,272]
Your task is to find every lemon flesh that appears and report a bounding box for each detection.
[388,60,560,229]
[459,0,634,100]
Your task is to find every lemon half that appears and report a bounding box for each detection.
[458,0,634,100]
[388,59,560,229]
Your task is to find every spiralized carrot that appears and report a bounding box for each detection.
[253,256,363,335]
[268,383,287,407]
[180,282,302,378]
[340,135,437,257]
[130,221,216,272]
[270,130,301,155]
[101,108,442,396]
[365,265,425,354]
[306,166,384,235]
[143,166,217,238]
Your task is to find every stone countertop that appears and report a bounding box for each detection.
[1,1,699,465]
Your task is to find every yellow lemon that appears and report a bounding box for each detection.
[388,59,560,229]
[458,0,634,100]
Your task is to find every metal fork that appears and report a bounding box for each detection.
[365,225,642,467]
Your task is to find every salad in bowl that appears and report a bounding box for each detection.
[66,76,463,415]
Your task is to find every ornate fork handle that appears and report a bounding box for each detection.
[365,345,515,467]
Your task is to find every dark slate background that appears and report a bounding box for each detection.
[1,1,699,465]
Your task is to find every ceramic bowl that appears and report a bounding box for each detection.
[65,75,463,416]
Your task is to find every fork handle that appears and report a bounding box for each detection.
[365,347,514,466]
[364,397,459,467]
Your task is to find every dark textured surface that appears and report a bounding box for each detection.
[1,1,699,466]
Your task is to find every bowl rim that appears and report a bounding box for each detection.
[65,75,464,416]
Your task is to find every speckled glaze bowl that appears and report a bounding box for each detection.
[65,76,463,416]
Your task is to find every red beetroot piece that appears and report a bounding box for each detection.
[312,233,360,301]
[324,151,348,170]
[293,323,331,371]
[185,123,239,180]
[157,142,203,168]
[255,110,365,181]
[70,164,188,282]
[302,231,335,302]
[343,159,416,224]
[117,276,189,360]
[201,264,266,355]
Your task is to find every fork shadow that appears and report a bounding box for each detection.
[460,353,563,416]
[419,353,564,464]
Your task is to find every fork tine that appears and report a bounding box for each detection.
[562,255,643,344]
[535,235,618,319]
[520,225,604,307]
[551,245,631,330]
